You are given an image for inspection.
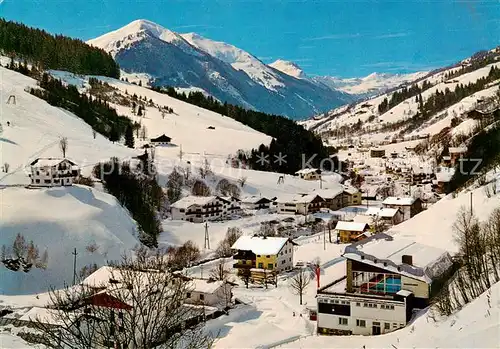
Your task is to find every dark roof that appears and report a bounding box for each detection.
[150,134,172,143]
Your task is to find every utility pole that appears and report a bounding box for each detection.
[72,248,78,286]
[319,175,323,189]
[204,222,210,250]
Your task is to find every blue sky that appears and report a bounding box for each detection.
[1,0,498,77]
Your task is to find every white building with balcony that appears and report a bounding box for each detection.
[29,158,80,187]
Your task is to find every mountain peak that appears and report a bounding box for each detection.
[87,19,190,57]
[269,59,306,79]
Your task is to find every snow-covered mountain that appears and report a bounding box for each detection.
[268,59,425,98]
[269,59,307,80]
[87,20,352,119]
[312,72,428,96]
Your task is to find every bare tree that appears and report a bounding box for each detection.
[215,227,242,258]
[238,176,247,188]
[59,137,68,158]
[289,268,311,305]
[209,259,231,281]
[191,179,211,196]
[33,255,214,349]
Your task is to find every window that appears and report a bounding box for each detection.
[35,179,40,183]
[266,255,270,258]
[392,323,398,328]
[384,323,390,330]
[268,263,274,270]
[289,258,291,261]
[44,179,51,184]
[363,303,368,307]
[199,294,205,301]
[356,302,361,307]
[338,317,348,326]
[258,263,263,268]
[186,292,191,298]
[356,319,366,327]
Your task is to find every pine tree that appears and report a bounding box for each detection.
[125,124,135,148]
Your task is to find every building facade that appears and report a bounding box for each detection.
[295,168,322,180]
[277,194,324,215]
[29,158,80,187]
[316,234,452,336]
[171,196,228,223]
[231,235,296,274]
[382,197,422,221]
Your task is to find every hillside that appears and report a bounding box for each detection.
[87,19,352,119]
[0,186,140,295]
[0,18,119,78]
[302,47,500,146]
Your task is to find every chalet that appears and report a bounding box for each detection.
[241,196,273,210]
[342,186,362,207]
[171,196,228,223]
[277,194,324,215]
[467,106,498,120]
[364,207,403,226]
[370,148,385,158]
[150,134,172,146]
[382,197,422,221]
[29,158,80,187]
[220,196,242,216]
[316,234,453,336]
[231,235,297,274]
[185,279,233,310]
[295,168,321,180]
[448,146,467,166]
[314,188,344,210]
[335,221,370,243]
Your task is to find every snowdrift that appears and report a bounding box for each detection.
[0,186,139,295]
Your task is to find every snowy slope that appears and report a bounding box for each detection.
[313,71,428,96]
[269,59,307,80]
[181,33,284,91]
[301,53,500,145]
[0,186,140,295]
[87,19,352,119]
[0,67,137,185]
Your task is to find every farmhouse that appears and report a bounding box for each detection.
[434,167,456,194]
[29,158,80,187]
[150,134,172,146]
[231,235,296,274]
[335,221,370,243]
[382,197,422,221]
[171,196,229,223]
[295,168,321,180]
[314,188,344,210]
[363,207,403,226]
[342,186,362,207]
[277,194,324,215]
[185,279,233,310]
[316,234,452,336]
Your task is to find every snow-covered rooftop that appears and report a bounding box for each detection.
[276,193,322,204]
[382,196,416,206]
[231,235,290,255]
[449,146,467,154]
[436,167,456,182]
[344,233,452,282]
[295,168,320,175]
[30,157,76,167]
[171,195,218,209]
[334,221,368,232]
[189,279,224,294]
[18,307,68,326]
[313,187,344,199]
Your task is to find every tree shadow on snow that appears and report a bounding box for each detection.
[0,137,18,145]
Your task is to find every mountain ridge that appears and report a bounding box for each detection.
[87,19,354,118]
